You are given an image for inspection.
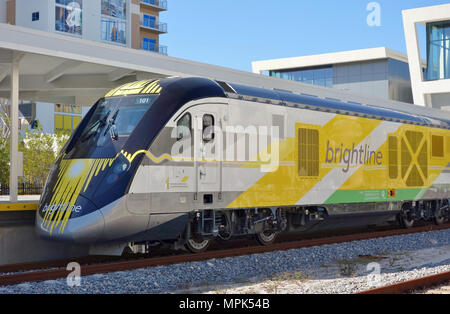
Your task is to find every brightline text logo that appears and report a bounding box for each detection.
[325,140,383,173]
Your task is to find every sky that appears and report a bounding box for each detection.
[162,0,450,72]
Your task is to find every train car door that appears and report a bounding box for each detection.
[194,105,227,204]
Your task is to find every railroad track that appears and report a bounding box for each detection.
[0,223,449,288]
[358,270,450,294]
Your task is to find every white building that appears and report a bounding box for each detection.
[403,3,450,109]
[252,47,424,104]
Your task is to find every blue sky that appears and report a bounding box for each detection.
[163,0,449,72]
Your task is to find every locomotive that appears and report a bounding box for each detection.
[36,77,450,254]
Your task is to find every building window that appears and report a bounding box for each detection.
[142,14,156,28]
[32,12,40,21]
[270,66,333,88]
[426,21,450,81]
[55,0,82,35]
[54,104,82,133]
[142,37,156,52]
[101,0,127,44]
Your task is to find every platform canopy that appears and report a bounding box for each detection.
[2,23,450,202]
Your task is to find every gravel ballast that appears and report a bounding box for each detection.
[1,228,449,294]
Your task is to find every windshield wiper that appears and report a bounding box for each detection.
[104,109,120,141]
[80,114,108,143]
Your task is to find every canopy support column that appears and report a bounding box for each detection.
[9,53,21,202]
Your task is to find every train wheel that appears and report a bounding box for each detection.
[399,205,414,229]
[256,230,277,246]
[434,200,449,226]
[185,236,211,253]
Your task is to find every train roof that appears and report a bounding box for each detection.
[218,81,450,129]
[106,77,450,129]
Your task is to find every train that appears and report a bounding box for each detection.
[36,77,450,254]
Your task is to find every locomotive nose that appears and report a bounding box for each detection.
[36,195,105,243]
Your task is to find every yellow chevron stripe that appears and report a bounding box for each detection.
[226,115,382,208]
[142,81,158,94]
[42,157,120,235]
[105,80,162,97]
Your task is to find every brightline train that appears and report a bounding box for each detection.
[36,77,450,254]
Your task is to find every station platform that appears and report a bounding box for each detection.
[0,196,39,226]
[0,196,90,266]
[0,196,39,211]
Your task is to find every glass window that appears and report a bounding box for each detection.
[32,12,40,21]
[426,21,450,81]
[101,0,126,19]
[269,66,333,88]
[55,104,63,113]
[64,104,73,113]
[142,14,156,28]
[202,114,215,142]
[101,0,127,44]
[68,95,157,159]
[101,18,126,44]
[73,105,82,114]
[55,0,82,35]
[143,37,156,51]
[177,113,191,141]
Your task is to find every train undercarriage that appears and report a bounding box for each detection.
[125,199,449,255]
[182,199,449,253]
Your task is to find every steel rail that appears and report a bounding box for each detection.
[357,270,450,294]
[0,223,449,288]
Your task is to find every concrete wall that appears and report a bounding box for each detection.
[35,102,54,134]
[333,60,390,100]
[83,0,102,44]
[0,224,89,265]
[332,59,414,103]
[16,0,52,32]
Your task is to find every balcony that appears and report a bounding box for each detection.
[142,43,168,55]
[140,20,168,34]
[140,0,168,11]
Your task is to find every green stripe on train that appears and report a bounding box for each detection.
[324,188,424,204]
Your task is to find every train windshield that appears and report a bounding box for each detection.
[66,95,157,159]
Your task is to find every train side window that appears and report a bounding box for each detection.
[388,135,398,179]
[298,128,319,177]
[432,135,444,158]
[202,114,215,142]
[177,113,192,141]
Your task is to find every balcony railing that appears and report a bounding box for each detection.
[142,44,168,55]
[140,20,168,33]
[140,0,168,11]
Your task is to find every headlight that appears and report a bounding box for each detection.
[106,154,130,184]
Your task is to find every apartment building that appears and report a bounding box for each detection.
[0,0,168,133]
[1,0,168,55]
